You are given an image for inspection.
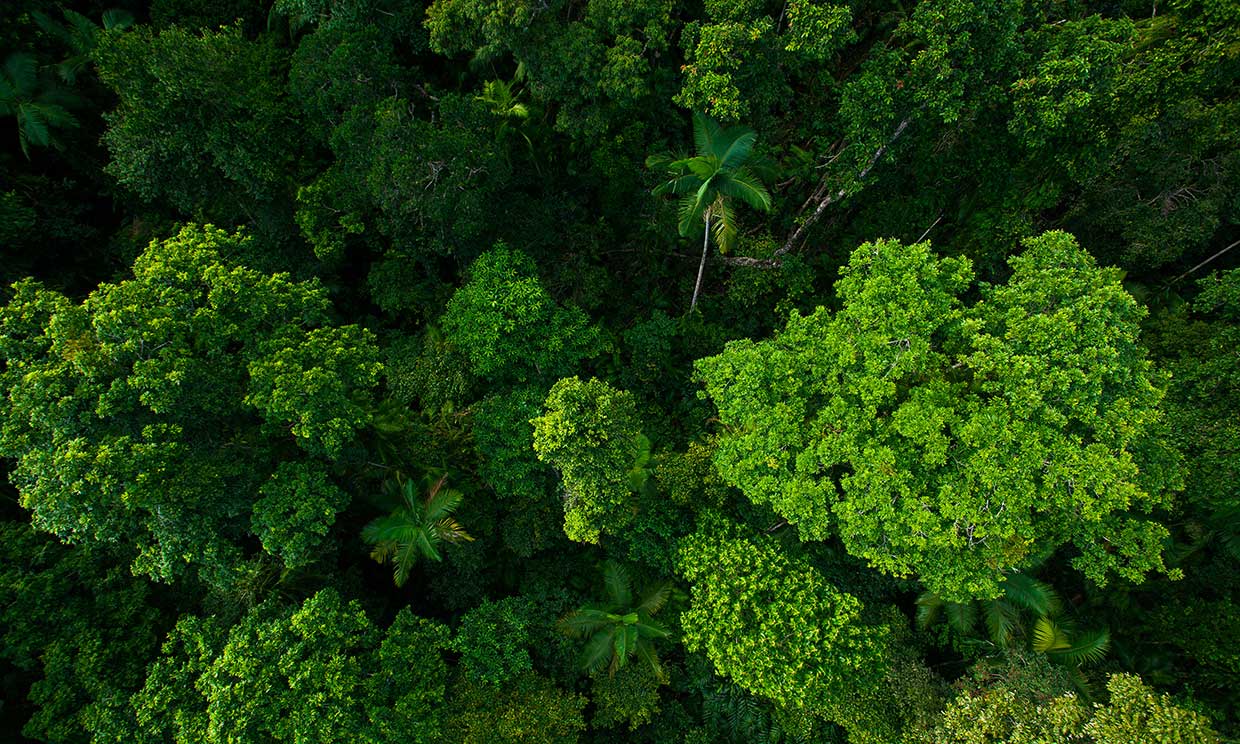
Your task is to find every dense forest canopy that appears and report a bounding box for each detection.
[0,0,1237,742]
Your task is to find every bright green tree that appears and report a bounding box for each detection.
[697,232,1178,601]
[442,246,600,384]
[648,111,772,311]
[0,224,381,585]
[128,589,449,744]
[677,519,898,742]
[532,377,646,543]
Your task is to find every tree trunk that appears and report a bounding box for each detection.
[690,215,710,312]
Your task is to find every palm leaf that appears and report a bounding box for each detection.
[1002,573,1060,617]
[945,601,978,636]
[424,486,464,521]
[653,173,703,197]
[560,608,613,637]
[984,599,1018,647]
[602,561,633,609]
[1032,617,1070,653]
[717,128,757,170]
[392,539,421,586]
[102,9,135,31]
[579,631,614,674]
[717,167,772,212]
[1049,629,1110,666]
[710,197,738,253]
[4,54,38,98]
[634,639,665,680]
[636,582,671,616]
[634,616,671,639]
[915,592,944,629]
[692,111,721,158]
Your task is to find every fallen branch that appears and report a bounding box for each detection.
[1173,237,1240,283]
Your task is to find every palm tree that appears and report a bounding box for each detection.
[0,53,79,158]
[648,112,772,312]
[362,474,474,587]
[560,561,672,679]
[917,573,1109,668]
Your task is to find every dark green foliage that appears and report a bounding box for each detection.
[450,596,535,686]
[1,2,1237,742]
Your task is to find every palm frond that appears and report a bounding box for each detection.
[653,173,703,197]
[1002,573,1061,617]
[984,598,1018,647]
[603,560,633,608]
[102,9,135,31]
[710,197,738,253]
[718,167,772,211]
[945,601,978,636]
[915,592,944,629]
[717,128,757,170]
[1049,629,1110,666]
[1032,617,1070,653]
[579,631,615,674]
[4,54,38,98]
[560,608,613,637]
[636,582,671,615]
[425,486,464,521]
[692,111,721,158]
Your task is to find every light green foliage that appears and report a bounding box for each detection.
[95,26,296,218]
[919,668,1221,744]
[0,522,161,743]
[130,589,449,744]
[442,671,587,744]
[442,246,600,384]
[698,232,1177,601]
[0,225,378,583]
[251,462,348,569]
[532,377,645,543]
[676,522,897,741]
[245,324,382,459]
[450,597,535,686]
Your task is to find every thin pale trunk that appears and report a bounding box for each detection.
[690,214,710,312]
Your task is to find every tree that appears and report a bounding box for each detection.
[442,671,587,744]
[362,474,475,587]
[648,112,772,311]
[697,232,1178,601]
[0,225,381,585]
[441,246,600,384]
[917,662,1222,744]
[676,519,899,742]
[94,25,298,221]
[532,377,646,543]
[559,560,672,678]
[128,589,449,744]
[917,573,1110,670]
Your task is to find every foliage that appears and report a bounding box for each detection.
[0,225,378,585]
[676,520,899,742]
[532,376,646,543]
[129,589,450,744]
[362,474,475,587]
[441,671,587,744]
[698,232,1179,601]
[450,597,535,687]
[442,246,600,384]
[95,26,298,220]
[559,560,672,677]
